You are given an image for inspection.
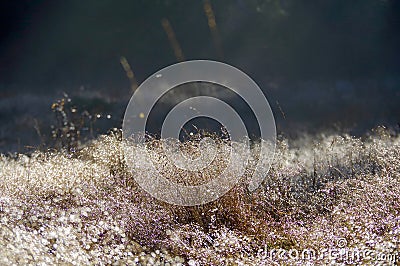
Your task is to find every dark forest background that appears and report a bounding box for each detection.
[0,0,399,152]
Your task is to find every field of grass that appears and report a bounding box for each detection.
[0,128,399,265]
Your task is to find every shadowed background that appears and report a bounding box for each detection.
[0,0,399,152]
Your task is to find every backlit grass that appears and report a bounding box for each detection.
[0,129,399,265]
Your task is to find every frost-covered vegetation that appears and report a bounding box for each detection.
[0,128,399,265]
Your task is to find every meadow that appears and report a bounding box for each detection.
[0,126,399,265]
[1,1,399,264]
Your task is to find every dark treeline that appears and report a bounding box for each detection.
[0,0,399,91]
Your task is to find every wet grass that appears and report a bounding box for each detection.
[0,128,399,265]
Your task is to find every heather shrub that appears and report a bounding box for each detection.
[0,128,399,265]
